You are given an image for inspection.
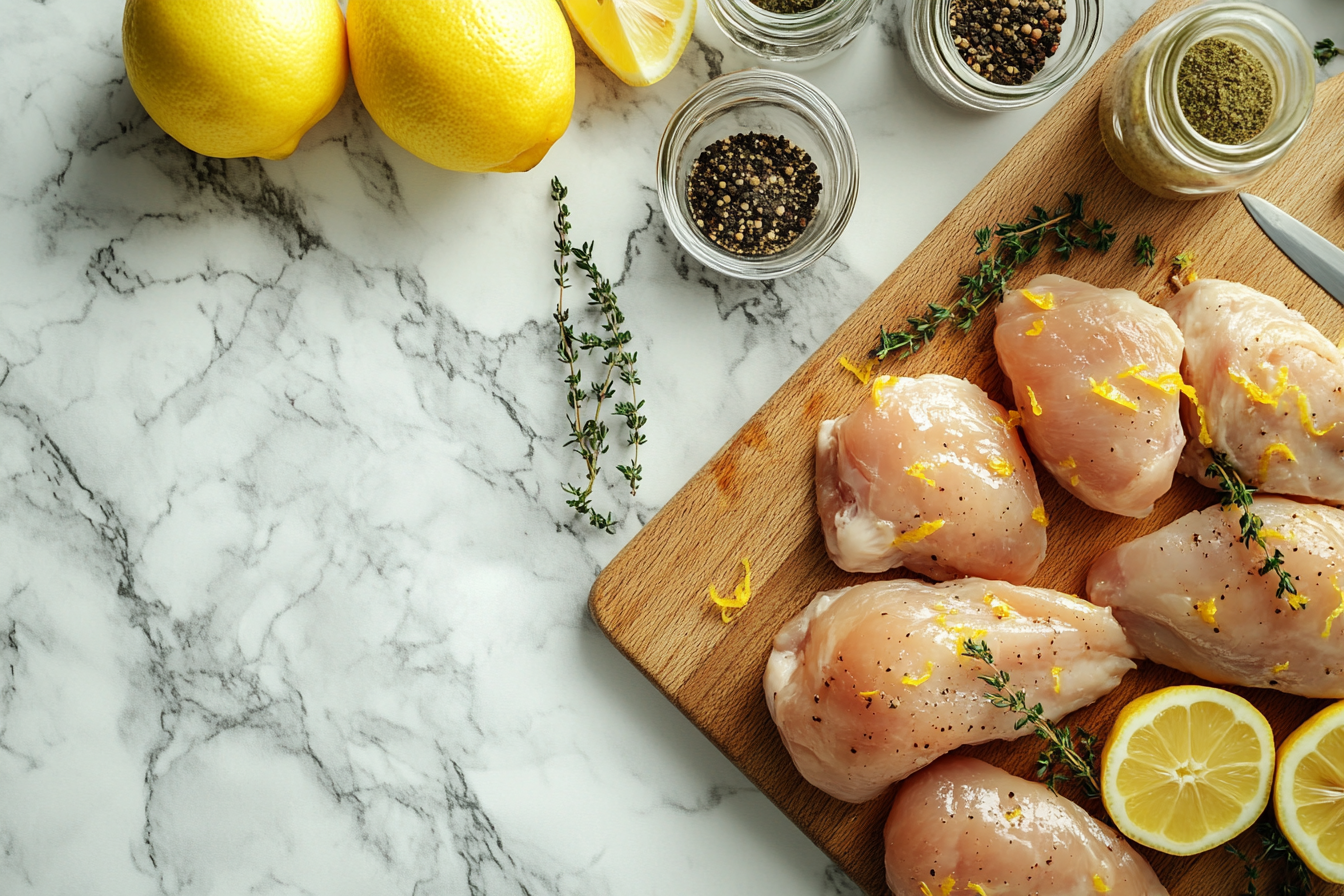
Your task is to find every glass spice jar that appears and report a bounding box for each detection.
[1098,1,1314,201]
[655,70,859,280]
[901,0,1103,111]
[706,0,878,66]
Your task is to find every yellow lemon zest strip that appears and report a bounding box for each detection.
[907,462,938,489]
[919,885,934,896]
[1295,390,1338,436]
[1175,382,1214,447]
[1117,363,1149,379]
[987,456,1013,477]
[1273,660,1290,674]
[1022,289,1055,310]
[1070,475,1081,486]
[1026,386,1043,416]
[952,627,989,654]
[1051,666,1063,694]
[1094,875,1111,893]
[940,875,957,896]
[969,885,988,896]
[1004,807,1022,822]
[1089,377,1140,412]
[1228,366,1290,407]
[1060,456,1077,469]
[1194,598,1218,626]
[1257,442,1297,481]
[871,374,899,408]
[1323,577,1344,638]
[893,519,945,545]
[838,354,876,385]
[984,594,1013,618]
[902,661,935,687]
[706,558,752,624]
[1025,319,1044,336]
[858,689,879,698]
[1032,505,1049,527]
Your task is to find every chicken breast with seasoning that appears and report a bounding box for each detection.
[763,578,1138,803]
[1163,278,1344,501]
[815,373,1046,582]
[884,756,1169,896]
[994,273,1187,518]
[1088,496,1344,699]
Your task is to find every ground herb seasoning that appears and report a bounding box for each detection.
[1177,37,1273,145]
[949,0,1067,86]
[687,132,822,257]
[749,0,828,12]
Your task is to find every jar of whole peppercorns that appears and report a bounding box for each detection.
[902,0,1103,111]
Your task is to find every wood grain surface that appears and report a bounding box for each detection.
[590,1,1344,892]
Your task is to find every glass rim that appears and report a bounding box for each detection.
[708,0,874,39]
[655,69,860,280]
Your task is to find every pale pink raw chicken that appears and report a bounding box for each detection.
[1088,496,1344,698]
[994,273,1186,518]
[816,373,1046,582]
[763,578,1138,803]
[1163,279,1344,501]
[884,756,1169,896]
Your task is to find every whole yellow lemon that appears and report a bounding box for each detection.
[122,0,348,160]
[346,0,575,173]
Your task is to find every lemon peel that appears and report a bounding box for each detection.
[1257,442,1297,481]
[871,375,900,408]
[1051,666,1063,694]
[1194,598,1218,626]
[1089,377,1140,412]
[837,354,875,385]
[1022,290,1055,310]
[1273,660,1291,674]
[706,557,751,623]
[984,594,1013,618]
[987,456,1013,477]
[1324,578,1344,638]
[1032,506,1049,527]
[940,875,957,896]
[907,462,938,489]
[893,519,944,545]
[1026,386,1042,416]
[1294,390,1337,437]
[1025,319,1044,336]
[902,661,934,686]
[1228,365,1291,407]
[1093,875,1111,893]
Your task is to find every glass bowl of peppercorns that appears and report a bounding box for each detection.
[902,0,1103,111]
[656,69,859,280]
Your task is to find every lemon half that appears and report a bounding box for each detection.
[561,0,696,87]
[1275,700,1344,883]
[1101,686,1275,855]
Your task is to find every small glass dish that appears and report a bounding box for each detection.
[1098,1,1314,200]
[706,0,878,66]
[656,69,859,280]
[902,0,1103,111]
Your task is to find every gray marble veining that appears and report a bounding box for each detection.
[1,0,1339,893]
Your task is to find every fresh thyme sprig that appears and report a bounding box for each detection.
[871,194,1115,360]
[1206,451,1301,608]
[1227,817,1316,896]
[962,638,1103,802]
[550,177,646,533]
[1133,234,1157,267]
[1315,38,1341,68]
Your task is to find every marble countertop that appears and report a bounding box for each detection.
[2,1,1339,893]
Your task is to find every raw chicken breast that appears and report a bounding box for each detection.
[884,756,1169,896]
[764,578,1138,803]
[816,373,1046,582]
[994,273,1186,517]
[1088,497,1344,698]
[1164,278,1344,501]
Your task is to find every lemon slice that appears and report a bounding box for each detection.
[1275,700,1344,883]
[1100,686,1274,855]
[560,0,696,87]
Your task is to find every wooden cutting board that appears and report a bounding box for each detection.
[590,0,1344,892]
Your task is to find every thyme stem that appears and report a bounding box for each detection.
[1205,451,1302,608]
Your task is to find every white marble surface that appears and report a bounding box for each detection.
[0,1,1339,893]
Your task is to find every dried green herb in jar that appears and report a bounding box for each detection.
[749,0,827,12]
[686,132,822,257]
[949,0,1067,86]
[1177,37,1274,145]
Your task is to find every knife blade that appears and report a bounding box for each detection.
[1240,193,1344,306]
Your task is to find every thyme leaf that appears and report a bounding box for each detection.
[1205,451,1302,608]
[1315,38,1341,68]
[962,639,1103,805]
[1133,234,1157,267]
[1229,816,1316,896]
[551,177,646,533]
[871,194,1115,360]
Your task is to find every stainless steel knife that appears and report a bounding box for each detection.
[1240,192,1344,305]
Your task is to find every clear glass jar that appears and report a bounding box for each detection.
[655,70,859,280]
[1098,1,1314,201]
[902,0,1103,111]
[706,0,877,66]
